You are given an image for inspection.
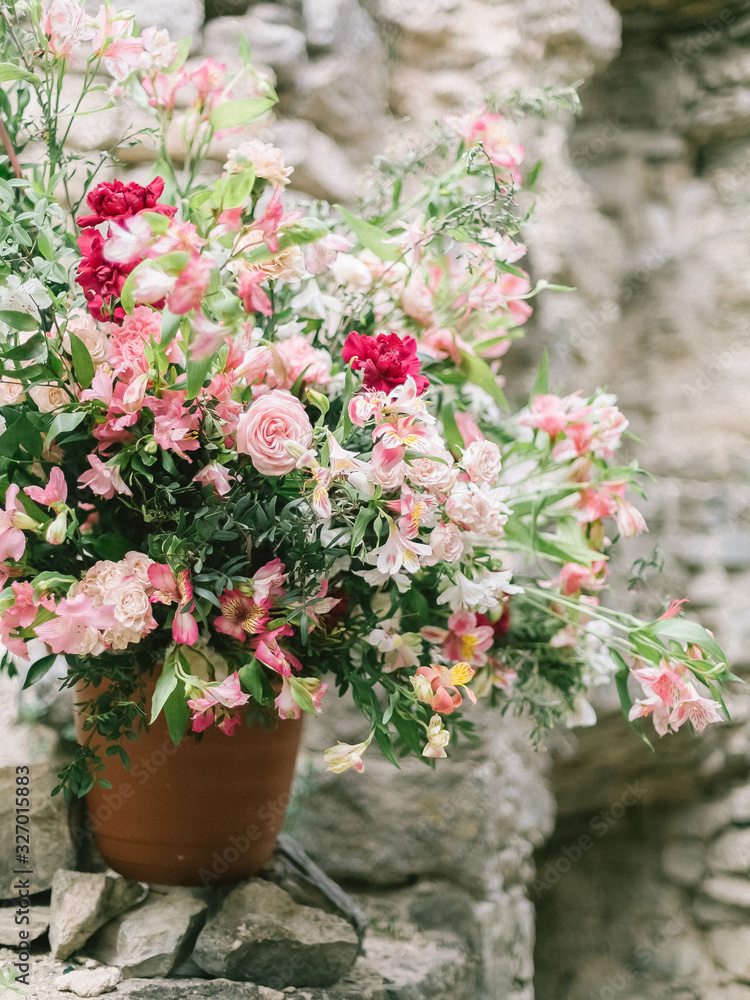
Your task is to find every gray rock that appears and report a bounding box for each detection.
[708,827,750,873]
[55,966,122,997]
[273,118,359,202]
[0,904,49,945]
[0,716,76,899]
[114,981,284,999]
[87,888,207,978]
[709,926,750,979]
[192,879,359,988]
[730,783,750,822]
[260,833,368,944]
[202,12,307,87]
[701,875,750,909]
[50,870,147,961]
[661,839,706,886]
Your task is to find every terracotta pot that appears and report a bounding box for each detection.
[74,670,303,886]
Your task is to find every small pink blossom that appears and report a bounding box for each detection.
[275,676,327,720]
[614,496,648,538]
[461,440,502,484]
[34,593,116,656]
[251,559,287,603]
[193,462,233,496]
[148,563,198,645]
[78,454,132,499]
[168,255,215,315]
[0,485,37,565]
[414,661,477,715]
[24,467,68,511]
[188,671,250,734]
[103,214,154,265]
[42,0,94,60]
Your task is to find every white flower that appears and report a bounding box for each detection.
[0,277,52,338]
[437,568,522,614]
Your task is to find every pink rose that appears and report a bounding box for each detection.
[462,440,502,484]
[236,390,313,477]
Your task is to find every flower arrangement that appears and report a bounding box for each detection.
[0,0,731,798]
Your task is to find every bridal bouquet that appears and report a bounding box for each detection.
[0,0,730,797]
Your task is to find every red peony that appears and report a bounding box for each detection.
[342,331,429,394]
[76,177,177,229]
[75,229,137,323]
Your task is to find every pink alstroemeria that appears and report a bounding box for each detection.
[659,598,690,620]
[275,675,327,721]
[142,392,200,462]
[613,495,648,538]
[369,522,431,577]
[103,215,154,265]
[372,416,428,459]
[78,454,132,499]
[669,686,724,732]
[251,559,287,603]
[214,589,271,641]
[34,593,116,656]
[168,255,215,315]
[24,466,68,512]
[190,313,228,361]
[210,207,243,239]
[0,485,38,565]
[251,187,302,255]
[148,563,198,645]
[421,610,494,667]
[41,0,94,60]
[131,265,176,305]
[141,69,189,113]
[151,221,207,256]
[193,462,233,497]
[80,367,115,407]
[348,391,388,428]
[539,561,607,597]
[414,661,477,715]
[0,582,53,658]
[238,270,273,317]
[305,234,351,275]
[187,671,250,735]
[386,486,439,539]
[251,623,302,678]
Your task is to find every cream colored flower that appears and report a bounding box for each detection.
[423,714,450,759]
[324,736,372,774]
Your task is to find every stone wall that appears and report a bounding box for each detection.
[10,0,750,996]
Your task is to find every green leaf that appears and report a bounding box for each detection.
[46,410,86,442]
[350,506,377,552]
[164,36,191,73]
[223,169,255,210]
[36,230,54,260]
[140,211,172,235]
[159,309,182,349]
[31,571,77,595]
[208,97,276,132]
[22,653,58,690]
[440,402,464,452]
[0,310,38,332]
[459,350,508,411]
[0,63,37,83]
[68,332,94,389]
[186,352,213,401]
[91,533,131,561]
[374,727,400,767]
[238,33,253,66]
[336,206,400,262]
[640,619,727,667]
[150,658,178,724]
[238,659,274,704]
[163,681,190,746]
[530,348,549,399]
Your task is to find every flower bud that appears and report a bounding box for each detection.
[45,511,68,545]
[410,673,433,704]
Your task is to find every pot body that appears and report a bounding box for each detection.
[75,673,303,886]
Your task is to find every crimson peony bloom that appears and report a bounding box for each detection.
[76,229,139,322]
[342,331,429,394]
[76,176,177,228]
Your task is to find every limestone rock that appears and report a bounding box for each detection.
[87,888,207,978]
[272,118,359,201]
[260,833,368,944]
[192,879,359,988]
[202,12,307,87]
[522,0,622,69]
[709,926,750,979]
[730,783,750,822]
[49,870,147,961]
[115,980,284,999]
[292,38,388,149]
[707,827,750,873]
[701,875,750,909]
[661,839,706,886]
[0,904,49,946]
[0,723,75,898]
[55,966,122,997]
